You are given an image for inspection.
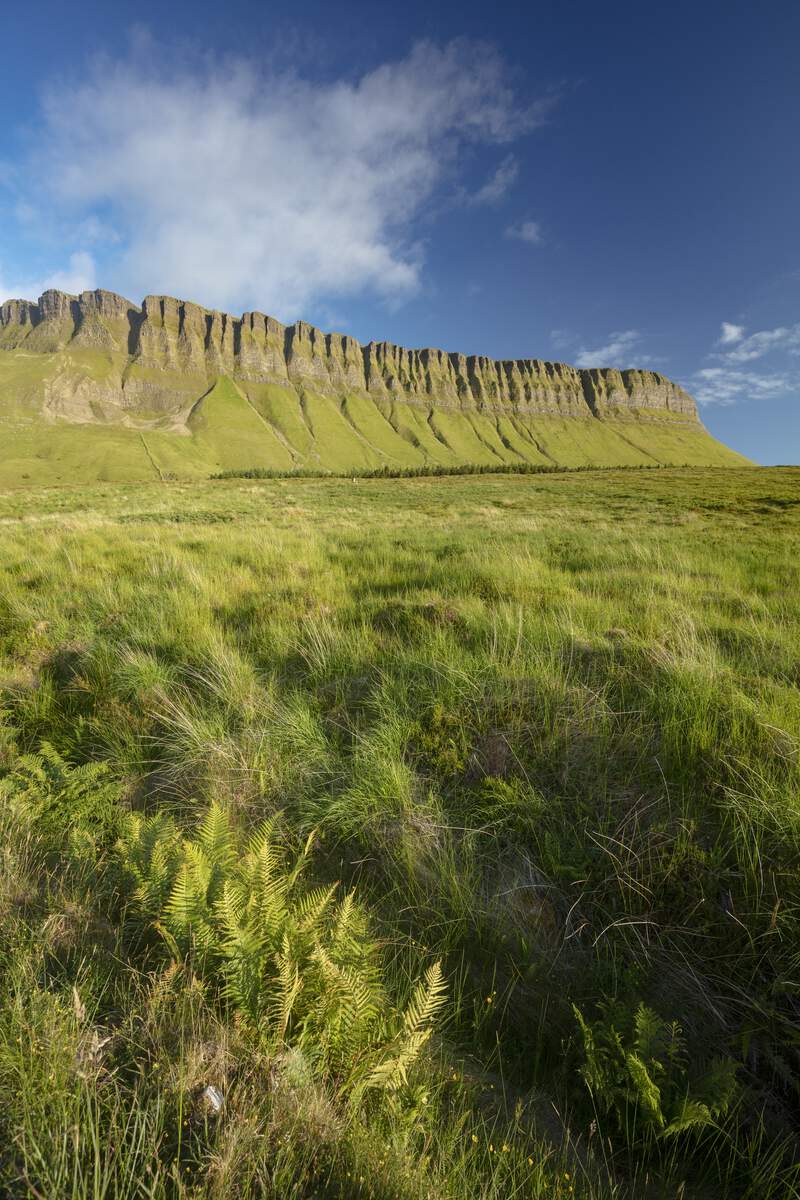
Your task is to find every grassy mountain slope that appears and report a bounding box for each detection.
[0,287,751,483]
[0,355,749,485]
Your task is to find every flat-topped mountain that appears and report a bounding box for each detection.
[0,287,748,484]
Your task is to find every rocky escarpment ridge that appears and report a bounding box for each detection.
[0,288,700,423]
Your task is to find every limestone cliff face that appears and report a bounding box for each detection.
[580,368,696,419]
[0,287,701,424]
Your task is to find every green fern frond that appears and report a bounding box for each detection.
[215,878,248,935]
[3,741,122,844]
[695,1056,738,1115]
[574,1002,734,1144]
[197,803,236,872]
[633,1003,665,1065]
[624,1053,665,1127]
[330,891,371,960]
[272,934,303,1042]
[402,961,447,1038]
[360,1028,432,1094]
[219,921,266,966]
[244,814,281,864]
[118,812,180,914]
[117,803,448,1112]
[182,841,215,899]
[312,940,350,997]
[296,884,338,933]
[164,862,204,929]
[357,961,446,1097]
[662,1098,713,1136]
[162,856,217,955]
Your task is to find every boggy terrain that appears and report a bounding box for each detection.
[0,288,747,483]
[0,466,798,1198]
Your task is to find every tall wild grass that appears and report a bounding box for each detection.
[0,466,798,1197]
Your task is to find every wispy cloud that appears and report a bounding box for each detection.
[692,317,800,404]
[718,321,745,345]
[505,219,542,245]
[692,366,795,406]
[549,328,574,351]
[10,38,548,318]
[719,324,800,363]
[573,329,646,369]
[469,154,519,205]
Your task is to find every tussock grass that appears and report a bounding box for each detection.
[0,466,798,1197]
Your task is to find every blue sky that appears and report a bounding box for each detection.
[1,0,798,463]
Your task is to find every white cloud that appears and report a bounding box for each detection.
[74,216,122,246]
[691,316,800,405]
[720,324,800,363]
[0,251,96,303]
[719,321,745,345]
[42,251,98,295]
[17,39,546,319]
[549,328,573,351]
[505,219,542,245]
[469,154,519,205]
[692,366,796,406]
[573,329,645,369]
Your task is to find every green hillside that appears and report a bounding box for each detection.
[0,288,751,483]
[0,367,748,486]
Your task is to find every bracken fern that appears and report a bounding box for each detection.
[574,1000,738,1142]
[117,804,446,1103]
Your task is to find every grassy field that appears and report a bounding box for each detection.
[0,465,798,1198]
